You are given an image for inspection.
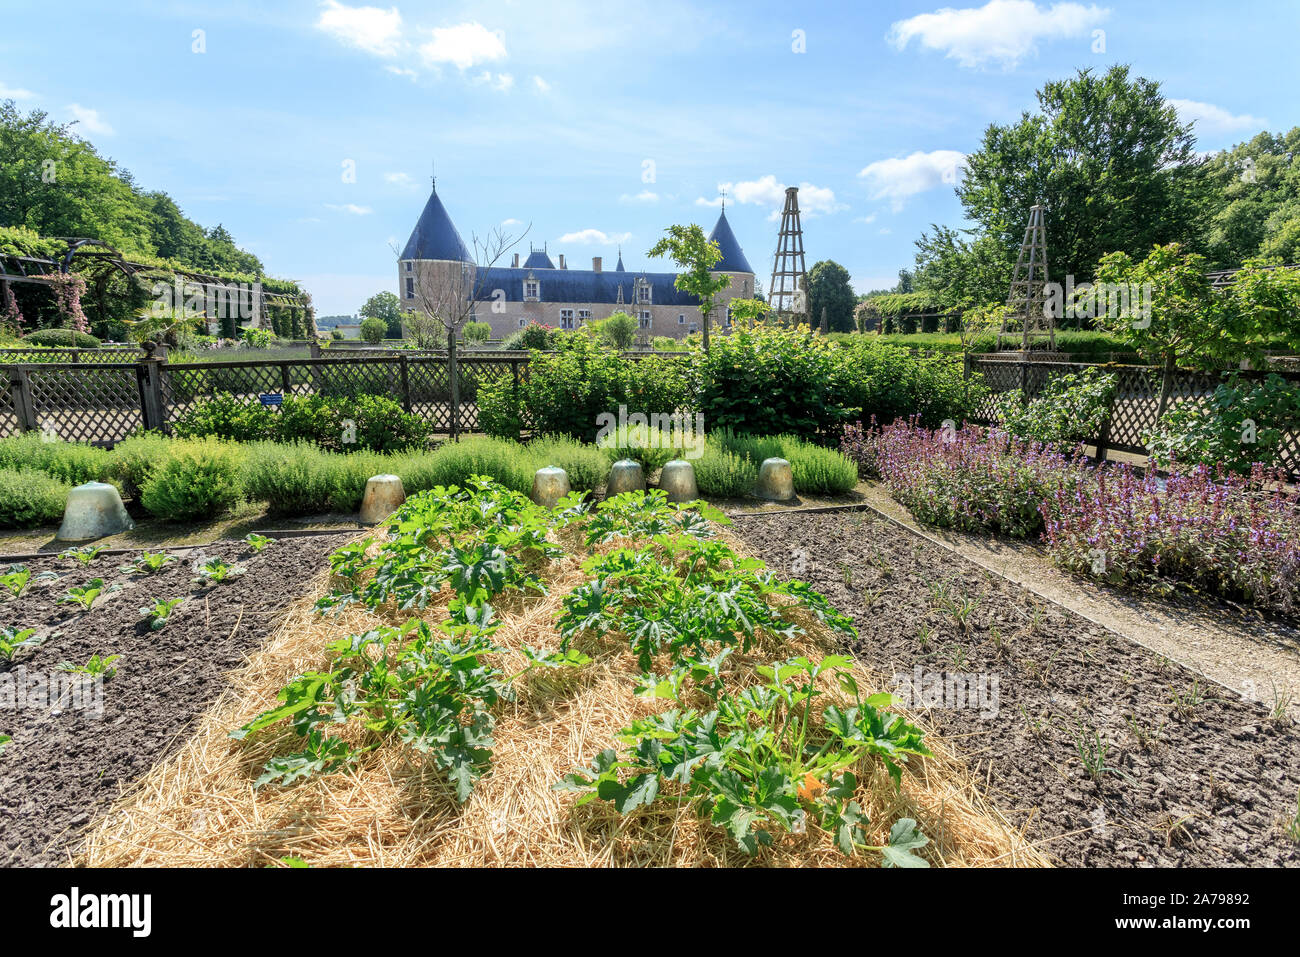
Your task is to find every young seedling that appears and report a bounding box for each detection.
[0,565,32,598]
[244,533,274,553]
[1169,680,1204,720]
[57,654,121,679]
[0,627,41,661]
[194,558,246,586]
[1069,720,1131,785]
[121,551,175,575]
[0,733,9,754]
[59,545,104,566]
[59,579,120,611]
[1268,682,1294,729]
[1124,712,1162,752]
[139,597,185,631]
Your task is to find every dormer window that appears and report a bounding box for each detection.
[405,261,413,272]
[637,281,651,305]
[524,279,540,300]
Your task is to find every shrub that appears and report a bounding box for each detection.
[527,435,610,491]
[593,311,638,350]
[403,436,534,494]
[0,468,69,527]
[993,367,1118,445]
[596,422,689,473]
[477,375,528,440]
[1044,462,1300,615]
[110,432,176,499]
[690,320,848,439]
[241,441,340,516]
[140,439,245,521]
[22,329,102,348]
[500,322,559,351]
[835,337,983,430]
[870,419,1085,538]
[172,391,275,442]
[712,430,858,495]
[1144,373,1300,474]
[359,316,387,344]
[343,394,431,453]
[497,329,687,442]
[0,433,114,486]
[462,321,492,344]
[693,440,756,498]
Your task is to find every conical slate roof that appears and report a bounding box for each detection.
[523,246,555,269]
[707,209,753,274]
[400,186,471,262]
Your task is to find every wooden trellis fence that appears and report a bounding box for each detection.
[966,357,1300,479]
[0,354,528,446]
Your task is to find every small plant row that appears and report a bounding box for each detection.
[232,481,933,863]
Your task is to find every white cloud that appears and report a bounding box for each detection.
[66,104,114,136]
[384,171,418,189]
[419,22,507,70]
[1169,99,1266,136]
[858,150,967,210]
[0,83,37,100]
[558,229,632,245]
[888,1,1110,69]
[471,71,514,92]
[854,214,878,225]
[532,75,552,94]
[619,190,659,204]
[326,203,374,215]
[316,1,403,57]
[502,218,523,226]
[385,65,418,79]
[694,175,845,218]
[878,228,892,235]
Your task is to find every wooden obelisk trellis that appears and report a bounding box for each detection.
[998,204,1056,351]
[769,186,808,322]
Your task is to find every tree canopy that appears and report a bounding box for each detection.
[806,260,856,333]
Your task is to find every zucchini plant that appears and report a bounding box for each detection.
[59,578,121,610]
[57,653,121,678]
[59,545,104,566]
[120,551,175,575]
[557,655,931,864]
[0,627,41,660]
[139,597,185,631]
[194,558,246,585]
[0,565,32,598]
[244,533,274,553]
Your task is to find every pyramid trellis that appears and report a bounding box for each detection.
[768,187,808,321]
[998,204,1056,351]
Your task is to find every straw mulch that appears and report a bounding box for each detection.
[77,525,1049,868]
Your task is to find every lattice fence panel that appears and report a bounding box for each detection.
[316,359,400,400]
[407,359,453,432]
[456,359,516,431]
[161,363,286,426]
[28,365,142,444]
[0,378,16,437]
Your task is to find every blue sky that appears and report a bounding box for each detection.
[3,0,1297,315]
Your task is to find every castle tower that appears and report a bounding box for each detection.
[706,203,756,331]
[999,204,1056,351]
[397,181,474,322]
[769,187,807,321]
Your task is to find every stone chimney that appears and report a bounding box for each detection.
[593,256,602,272]
[512,253,520,267]
[558,254,566,269]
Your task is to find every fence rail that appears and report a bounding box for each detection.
[0,353,529,445]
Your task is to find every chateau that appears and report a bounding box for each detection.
[397,184,756,340]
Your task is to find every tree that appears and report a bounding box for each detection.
[359,315,387,343]
[952,66,1208,288]
[912,226,1011,314]
[360,290,405,339]
[1200,127,1300,269]
[647,224,730,351]
[806,260,856,333]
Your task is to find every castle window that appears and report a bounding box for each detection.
[405,262,412,272]
[578,309,591,324]
[405,277,414,299]
[637,282,651,304]
[559,309,575,329]
[638,311,652,329]
[678,313,685,324]
[518,318,527,328]
[524,279,540,300]
[689,323,698,334]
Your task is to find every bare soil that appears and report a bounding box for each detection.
[0,534,354,866]
[732,509,1300,867]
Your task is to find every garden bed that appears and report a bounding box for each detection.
[731,509,1300,867]
[0,533,354,865]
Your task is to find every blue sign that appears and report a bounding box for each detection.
[258,393,284,407]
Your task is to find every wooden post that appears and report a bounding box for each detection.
[399,355,411,413]
[447,328,460,440]
[280,362,292,394]
[137,359,166,432]
[8,368,37,432]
